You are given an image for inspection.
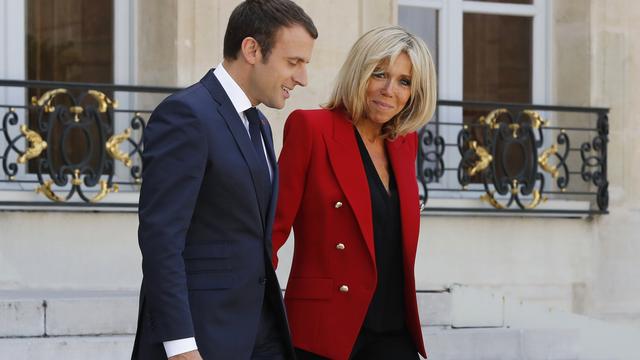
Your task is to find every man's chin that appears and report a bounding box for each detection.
[266,100,286,110]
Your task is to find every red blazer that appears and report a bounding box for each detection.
[273,108,426,359]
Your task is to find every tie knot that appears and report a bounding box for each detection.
[245,107,260,125]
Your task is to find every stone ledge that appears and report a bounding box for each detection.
[46,294,138,336]
[417,291,451,326]
[0,296,45,337]
[422,327,579,360]
[0,290,138,337]
[0,335,134,360]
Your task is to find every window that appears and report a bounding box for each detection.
[398,0,548,198]
[27,0,114,173]
[463,12,533,183]
[0,0,137,207]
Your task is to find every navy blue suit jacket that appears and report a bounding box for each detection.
[132,70,291,359]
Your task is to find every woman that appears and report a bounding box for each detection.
[272,25,437,360]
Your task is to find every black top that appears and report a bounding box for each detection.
[354,128,406,332]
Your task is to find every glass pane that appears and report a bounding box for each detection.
[398,6,438,73]
[463,13,532,102]
[466,0,533,4]
[463,13,532,182]
[27,0,114,173]
[27,0,113,83]
[399,6,443,185]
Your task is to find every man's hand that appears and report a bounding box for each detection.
[168,350,203,360]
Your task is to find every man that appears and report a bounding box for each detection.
[132,1,317,359]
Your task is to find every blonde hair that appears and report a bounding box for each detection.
[325,25,437,139]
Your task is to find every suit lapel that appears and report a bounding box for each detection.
[260,116,279,257]
[386,137,420,266]
[259,113,278,192]
[200,70,270,230]
[324,111,376,266]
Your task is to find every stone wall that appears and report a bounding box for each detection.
[1,0,639,329]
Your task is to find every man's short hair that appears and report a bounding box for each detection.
[223,0,318,61]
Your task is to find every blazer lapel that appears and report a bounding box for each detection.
[200,70,270,230]
[324,111,376,266]
[386,137,420,266]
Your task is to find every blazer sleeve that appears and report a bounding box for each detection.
[272,110,314,268]
[137,98,207,342]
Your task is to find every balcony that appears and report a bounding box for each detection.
[0,80,608,216]
[0,79,178,210]
[418,100,608,216]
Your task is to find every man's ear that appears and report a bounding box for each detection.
[240,37,262,65]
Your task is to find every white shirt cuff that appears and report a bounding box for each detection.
[163,337,198,358]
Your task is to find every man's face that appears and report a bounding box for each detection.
[248,25,315,109]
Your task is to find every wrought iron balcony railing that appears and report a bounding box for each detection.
[0,80,608,216]
[418,100,608,216]
[0,79,178,209]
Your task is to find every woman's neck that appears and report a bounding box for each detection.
[355,121,383,144]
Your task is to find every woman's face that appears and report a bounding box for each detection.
[363,52,413,127]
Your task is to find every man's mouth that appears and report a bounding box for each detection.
[282,86,291,99]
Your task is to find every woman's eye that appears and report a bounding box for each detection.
[372,72,386,79]
[400,79,412,86]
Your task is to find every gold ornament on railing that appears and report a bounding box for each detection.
[106,128,133,167]
[479,108,509,130]
[89,180,119,203]
[17,125,47,164]
[35,180,65,202]
[522,110,548,129]
[472,110,551,210]
[27,89,124,203]
[34,169,120,203]
[87,90,119,112]
[480,191,506,209]
[538,144,559,179]
[31,88,68,113]
[70,106,84,122]
[31,89,118,116]
[479,179,546,210]
[467,140,493,176]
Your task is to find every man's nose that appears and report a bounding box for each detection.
[293,65,308,87]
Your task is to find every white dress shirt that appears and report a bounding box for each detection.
[163,64,273,358]
[214,63,273,179]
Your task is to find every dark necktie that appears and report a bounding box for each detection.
[245,107,271,180]
[244,107,272,218]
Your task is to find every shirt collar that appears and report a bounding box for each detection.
[213,63,253,114]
